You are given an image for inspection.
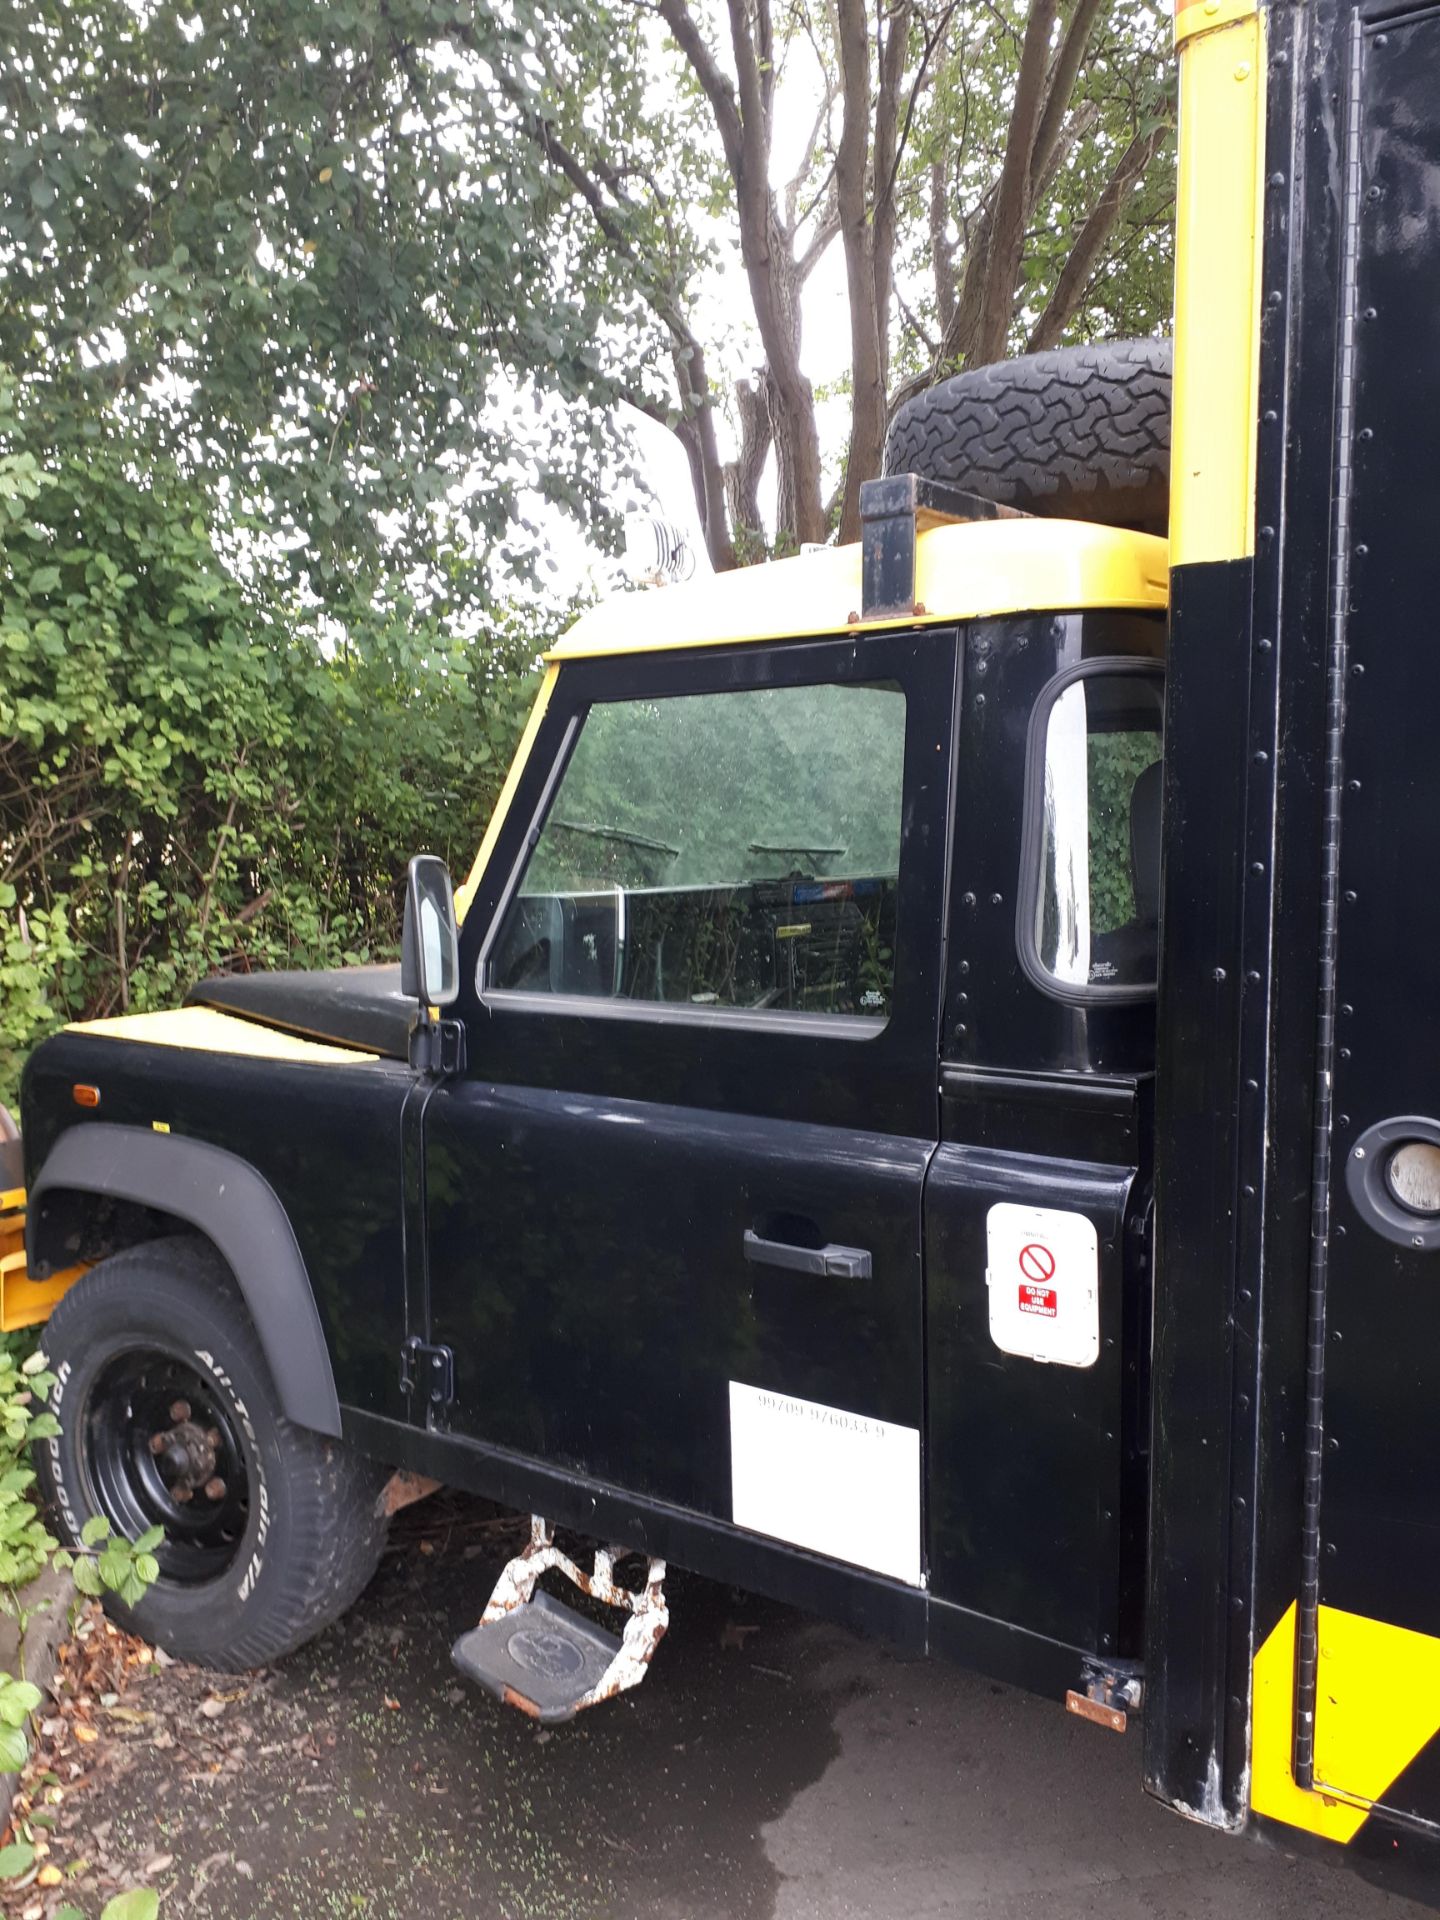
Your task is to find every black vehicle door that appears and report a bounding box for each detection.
[422,630,955,1587]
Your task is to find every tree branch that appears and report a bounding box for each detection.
[654,0,745,174]
[1030,0,1106,187]
[1026,123,1165,351]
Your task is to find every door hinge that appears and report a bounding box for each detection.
[401,1337,455,1427]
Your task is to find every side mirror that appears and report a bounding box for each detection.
[401,855,460,1008]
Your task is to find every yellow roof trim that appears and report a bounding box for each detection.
[66,1007,378,1065]
[548,519,1169,663]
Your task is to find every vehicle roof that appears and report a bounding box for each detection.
[548,518,1169,662]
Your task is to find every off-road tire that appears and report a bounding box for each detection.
[36,1236,388,1667]
[884,339,1171,536]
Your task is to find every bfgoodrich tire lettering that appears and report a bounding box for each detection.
[37,1237,388,1667]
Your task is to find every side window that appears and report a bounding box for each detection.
[1022,664,1164,1001]
[487,680,906,1022]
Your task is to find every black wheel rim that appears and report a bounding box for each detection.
[83,1350,251,1585]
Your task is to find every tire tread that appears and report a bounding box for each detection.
[884,339,1172,535]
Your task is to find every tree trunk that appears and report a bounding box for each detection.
[834,0,885,547]
[657,0,827,549]
[835,0,912,546]
[724,374,771,553]
[669,335,735,570]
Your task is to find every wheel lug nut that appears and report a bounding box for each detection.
[173,1487,193,1504]
[148,1434,168,1455]
[205,1429,221,1448]
[169,1400,191,1423]
[203,1477,226,1501]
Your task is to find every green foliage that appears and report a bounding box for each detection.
[0,0,627,608]
[0,384,557,1108]
[1088,729,1159,934]
[894,0,1176,385]
[0,1839,35,1878]
[101,1895,161,1920]
[0,1343,163,1785]
[0,0,618,1107]
[530,683,906,890]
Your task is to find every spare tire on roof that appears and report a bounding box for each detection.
[884,338,1171,537]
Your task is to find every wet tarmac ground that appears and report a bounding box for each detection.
[10,1493,1433,1920]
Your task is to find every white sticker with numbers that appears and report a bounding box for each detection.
[729,1381,921,1585]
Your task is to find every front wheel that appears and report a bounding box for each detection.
[36,1236,389,1667]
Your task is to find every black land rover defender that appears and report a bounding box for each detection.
[14,0,1440,1888]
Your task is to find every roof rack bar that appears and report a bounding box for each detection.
[859,473,1024,622]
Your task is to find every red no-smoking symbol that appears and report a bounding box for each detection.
[1019,1242,1056,1283]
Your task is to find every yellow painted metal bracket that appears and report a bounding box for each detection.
[0,1189,85,1333]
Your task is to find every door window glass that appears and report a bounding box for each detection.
[1030,669,1163,995]
[488,681,906,1021]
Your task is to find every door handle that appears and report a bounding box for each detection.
[743,1229,872,1280]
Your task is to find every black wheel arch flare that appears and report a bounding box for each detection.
[26,1123,342,1439]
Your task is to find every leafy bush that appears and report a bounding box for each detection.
[0,389,560,1109]
[0,1342,159,1775]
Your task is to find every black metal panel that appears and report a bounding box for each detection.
[858,473,1011,621]
[429,627,955,1535]
[940,1064,1142,1165]
[189,964,410,1060]
[930,606,1157,1672]
[924,1145,1135,1654]
[425,1085,929,1515]
[20,1034,414,1422]
[1143,554,1256,1817]
[1318,0,1440,1716]
[942,612,1163,1081]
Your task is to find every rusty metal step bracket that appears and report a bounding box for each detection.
[452,1515,669,1726]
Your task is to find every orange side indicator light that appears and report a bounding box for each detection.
[71,1084,101,1109]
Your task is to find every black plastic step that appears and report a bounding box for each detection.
[452,1590,623,1725]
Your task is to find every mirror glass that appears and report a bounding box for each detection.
[405,855,459,1006]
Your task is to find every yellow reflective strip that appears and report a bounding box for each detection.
[547,521,1168,664]
[1252,1603,1370,1840]
[1314,1605,1440,1812]
[1251,1601,1440,1841]
[65,1007,376,1064]
[1170,11,1265,566]
[455,664,559,925]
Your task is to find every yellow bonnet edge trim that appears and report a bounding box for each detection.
[546,520,1169,664]
[1170,5,1266,566]
[1251,1601,1440,1842]
[455,664,559,924]
[64,1006,377,1065]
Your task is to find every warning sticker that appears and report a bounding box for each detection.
[985,1202,1099,1367]
[1018,1283,1058,1318]
[1018,1242,1056,1284]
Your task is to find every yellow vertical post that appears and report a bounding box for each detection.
[1170,0,1267,569]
